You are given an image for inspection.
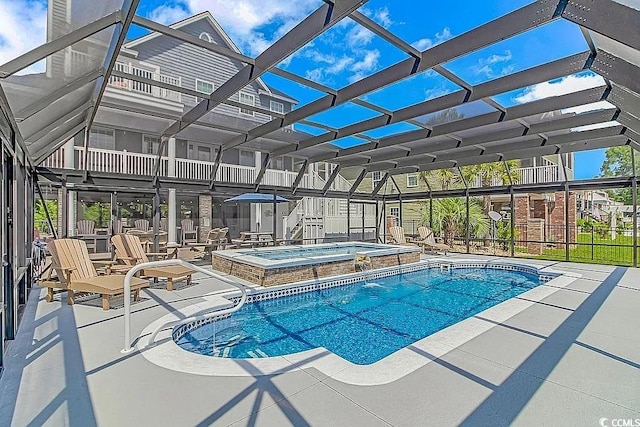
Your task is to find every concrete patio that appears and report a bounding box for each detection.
[0,254,639,426]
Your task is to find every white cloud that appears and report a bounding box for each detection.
[148,0,320,56]
[373,7,393,28]
[411,27,452,51]
[148,5,190,25]
[514,74,605,105]
[472,50,513,78]
[0,0,47,74]
[346,25,375,47]
[513,73,616,129]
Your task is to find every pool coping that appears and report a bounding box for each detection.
[213,241,421,269]
[136,259,580,385]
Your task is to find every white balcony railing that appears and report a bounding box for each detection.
[470,164,572,187]
[108,62,181,103]
[42,147,314,190]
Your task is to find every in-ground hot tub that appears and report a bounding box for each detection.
[212,242,421,287]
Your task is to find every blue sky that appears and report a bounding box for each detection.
[1,0,616,178]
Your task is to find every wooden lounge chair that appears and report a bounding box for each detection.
[76,220,97,252]
[182,219,198,244]
[112,234,194,291]
[388,226,417,246]
[40,239,149,310]
[415,226,449,254]
[134,219,150,232]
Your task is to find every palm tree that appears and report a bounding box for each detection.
[419,168,460,191]
[423,197,489,246]
[462,160,520,213]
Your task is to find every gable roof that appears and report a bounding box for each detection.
[124,11,273,93]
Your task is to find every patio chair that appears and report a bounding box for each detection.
[112,234,193,291]
[76,220,97,252]
[205,228,221,248]
[218,227,229,249]
[134,219,150,232]
[416,226,449,254]
[76,220,95,235]
[159,218,168,232]
[40,239,149,310]
[182,219,198,244]
[111,219,123,235]
[388,226,416,246]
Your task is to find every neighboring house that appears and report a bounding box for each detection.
[346,153,576,240]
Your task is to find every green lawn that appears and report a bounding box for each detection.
[524,233,636,266]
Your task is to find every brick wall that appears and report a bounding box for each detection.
[548,192,577,245]
[213,251,420,287]
[514,195,530,241]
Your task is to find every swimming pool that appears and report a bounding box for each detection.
[237,243,384,260]
[177,266,546,365]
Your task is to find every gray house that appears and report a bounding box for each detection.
[42,12,319,242]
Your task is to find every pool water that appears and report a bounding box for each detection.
[177,268,543,365]
[238,244,385,260]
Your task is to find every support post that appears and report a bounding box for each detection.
[35,178,58,239]
[168,188,177,245]
[375,200,380,243]
[347,198,351,242]
[466,189,470,254]
[110,191,117,258]
[632,147,637,268]
[153,184,160,254]
[382,198,387,243]
[399,195,403,230]
[633,178,638,268]
[510,188,515,258]
[429,192,433,229]
[67,188,76,237]
[565,181,570,262]
[361,202,365,242]
[60,184,68,237]
[272,191,277,246]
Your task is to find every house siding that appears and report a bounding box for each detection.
[129,18,293,123]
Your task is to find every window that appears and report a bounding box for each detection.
[269,100,284,114]
[390,207,400,218]
[143,135,164,155]
[199,32,214,43]
[187,142,211,161]
[372,171,382,187]
[272,156,284,170]
[89,128,115,150]
[239,92,255,116]
[407,174,418,188]
[239,149,254,167]
[195,79,214,103]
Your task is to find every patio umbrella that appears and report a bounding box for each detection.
[224,193,289,237]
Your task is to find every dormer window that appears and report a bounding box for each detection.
[199,32,214,43]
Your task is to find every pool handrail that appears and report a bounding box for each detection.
[122,259,247,353]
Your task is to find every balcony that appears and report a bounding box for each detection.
[41,146,316,189]
[107,61,182,103]
[471,164,574,187]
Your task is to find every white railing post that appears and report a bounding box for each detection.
[122,259,247,353]
[121,149,128,174]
